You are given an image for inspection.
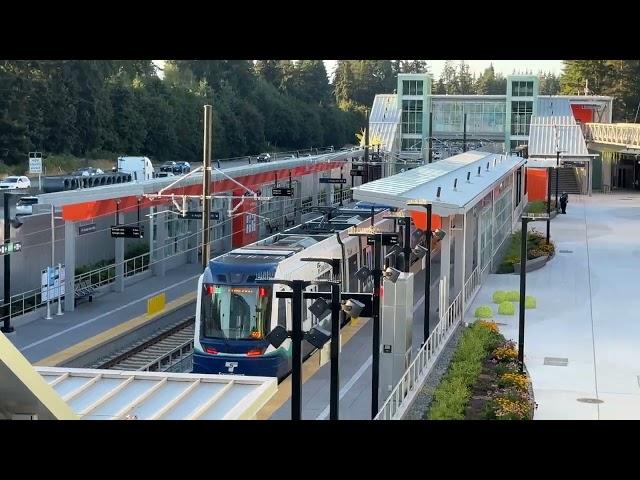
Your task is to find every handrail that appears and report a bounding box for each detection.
[375,261,490,420]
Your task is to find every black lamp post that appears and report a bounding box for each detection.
[407,200,433,341]
[518,213,549,374]
[301,257,342,420]
[546,166,552,245]
[555,150,560,210]
[348,227,399,418]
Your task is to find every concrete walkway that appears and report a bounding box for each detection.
[466,192,640,419]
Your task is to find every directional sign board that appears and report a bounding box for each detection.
[272,187,294,197]
[110,225,144,239]
[78,224,97,235]
[178,211,220,220]
[350,169,363,177]
[319,178,347,184]
[0,242,22,256]
[29,158,43,174]
[367,234,399,246]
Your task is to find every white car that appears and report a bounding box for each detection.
[156,171,175,178]
[0,176,31,189]
[16,196,38,216]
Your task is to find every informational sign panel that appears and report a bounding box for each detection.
[272,187,294,197]
[41,265,65,302]
[319,178,347,184]
[110,225,144,238]
[350,169,363,177]
[178,211,219,220]
[367,234,399,246]
[78,224,97,235]
[29,157,43,174]
[0,242,22,256]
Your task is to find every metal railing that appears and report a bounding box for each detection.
[124,252,151,277]
[375,261,490,420]
[583,122,640,148]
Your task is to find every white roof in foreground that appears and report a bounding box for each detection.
[36,367,277,420]
[352,151,526,216]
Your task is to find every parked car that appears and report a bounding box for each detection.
[15,196,38,216]
[160,161,178,173]
[256,153,272,163]
[72,167,104,177]
[0,176,31,189]
[174,161,191,174]
[156,171,175,178]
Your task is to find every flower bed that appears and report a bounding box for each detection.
[426,321,535,420]
[497,228,555,274]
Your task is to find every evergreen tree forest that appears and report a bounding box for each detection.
[4,60,637,170]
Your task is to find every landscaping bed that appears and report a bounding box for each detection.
[496,228,555,274]
[425,321,535,420]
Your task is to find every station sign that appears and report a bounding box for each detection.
[272,187,294,197]
[110,225,144,239]
[178,211,220,220]
[319,178,347,184]
[367,234,399,246]
[78,223,97,235]
[0,242,22,256]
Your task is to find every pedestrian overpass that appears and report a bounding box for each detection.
[583,123,640,153]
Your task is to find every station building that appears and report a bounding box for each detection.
[369,73,613,196]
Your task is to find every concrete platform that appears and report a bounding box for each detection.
[465,192,640,420]
[7,262,202,364]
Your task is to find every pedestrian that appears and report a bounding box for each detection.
[560,192,568,214]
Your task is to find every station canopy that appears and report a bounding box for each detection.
[352,151,525,216]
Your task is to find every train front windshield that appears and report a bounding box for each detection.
[201,285,272,341]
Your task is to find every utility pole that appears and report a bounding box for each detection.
[371,235,382,417]
[518,217,528,374]
[202,105,213,269]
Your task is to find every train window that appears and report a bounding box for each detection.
[277,298,287,328]
[348,254,358,291]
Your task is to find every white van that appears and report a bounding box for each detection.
[117,156,155,181]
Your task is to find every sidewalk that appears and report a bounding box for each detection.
[465,192,640,420]
[7,263,202,364]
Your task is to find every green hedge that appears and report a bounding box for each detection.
[525,296,537,309]
[492,291,508,304]
[498,301,515,315]
[427,322,502,420]
[505,290,520,302]
[474,305,493,318]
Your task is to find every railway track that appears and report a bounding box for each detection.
[91,317,195,372]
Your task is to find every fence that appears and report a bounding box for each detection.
[375,261,490,420]
[0,251,153,324]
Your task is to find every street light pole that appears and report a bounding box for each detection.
[518,217,528,374]
[371,234,382,418]
[424,204,432,341]
[290,279,306,420]
[329,282,342,420]
[555,150,560,210]
[546,166,552,245]
[202,104,213,269]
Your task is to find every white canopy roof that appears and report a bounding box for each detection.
[36,367,277,420]
[352,151,525,216]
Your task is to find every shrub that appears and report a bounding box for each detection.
[497,262,514,274]
[492,290,508,304]
[525,296,536,309]
[525,201,547,214]
[537,243,555,256]
[505,291,520,302]
[498,372,529,391]
[491,341,518,362]
[474,305,493,318]
[498,301,515,315]
[427,321,503,420]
